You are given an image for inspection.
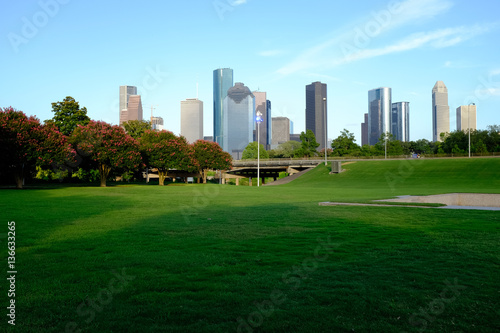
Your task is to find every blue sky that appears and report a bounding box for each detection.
[2,0,499,143]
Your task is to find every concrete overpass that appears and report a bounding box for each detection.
[224,159,322,185]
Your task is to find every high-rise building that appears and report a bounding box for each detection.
[126,95,143,123]
[213,68,234,146]
[456,104,477,132]
[119,85,138,125]
[253,91,271,149]
[271,117,290,146]
[391,102,410,142]
[305,81,327,151]
[368,87,392,145]
[432,81,450,142]
[151,116,164,131]
[181,98,203,143]
[361,113,368,146]
[223,83,255,159]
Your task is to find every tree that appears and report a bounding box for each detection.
[295,130,319,157]
[50,96,90,136]
[331,129,359,156]
[122,120,152,139]
[374,133,403,156]
[271,141,301,158]
[0,107,74,188]
[242,142,269,160]
[70,121,142,187]
[140,130,198,186]
[193,140,232,183]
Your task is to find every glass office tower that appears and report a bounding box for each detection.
[368,87,392,145]
[305,81,328,151]
[213,68,234,146]
[391,101,410,142]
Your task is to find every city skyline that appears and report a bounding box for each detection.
[3,1,499,144]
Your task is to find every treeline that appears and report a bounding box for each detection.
[1,97,231,189]
[264,128,500,159]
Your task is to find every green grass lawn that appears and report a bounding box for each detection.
[1,158,499,332]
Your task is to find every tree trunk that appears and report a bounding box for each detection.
[203,169,208,184]
[99,163,111,187]
[158,170,167,186]
[14,168,23,189]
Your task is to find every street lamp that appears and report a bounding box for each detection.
[323,97,327,166]
[256,111,263,187]
[468,103,474,158]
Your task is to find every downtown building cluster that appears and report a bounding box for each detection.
[120,73,479,159]
[119,68,329,159]
[361,81,478,146]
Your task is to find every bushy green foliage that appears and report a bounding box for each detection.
[50,96,90,136]
[242,141,269,160]
[193,140,232,183]
[70,121,142,187]
[0,107,74,188]
[122,120,152,139]
[139,130,198,186]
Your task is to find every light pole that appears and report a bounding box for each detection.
[468,103,474,158]
[323,97,327,166]
[256,111,263,187]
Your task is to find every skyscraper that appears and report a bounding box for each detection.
[368,87,392,145]
[432,81,450,142]
[181,98,203,143]
[456,104,477,132]
[126,95,143,123]
[151,116,164,131]
[271,117,290,146]
[391,102,410,142]
[305,81,327,151]
[213,68,234,146]
[361,113,368,146]
[119,85,138,125]
[253,91,271,149]
[223,82,255,159]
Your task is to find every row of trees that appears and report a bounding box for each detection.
[258,127,500,159]
[1,98,232,188]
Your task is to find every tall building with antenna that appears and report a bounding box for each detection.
[181,98,203,143]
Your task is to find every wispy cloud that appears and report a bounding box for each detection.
[230,0,247,6]
[276,0,455,75]
[336,24,495,65]
[258,49,284,57]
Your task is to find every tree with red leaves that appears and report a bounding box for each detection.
[70,121,142,187]
[0,107,75,188]
[193,140,232,183]
[139,130,198,186]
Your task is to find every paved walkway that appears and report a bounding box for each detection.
[264,167,314,186]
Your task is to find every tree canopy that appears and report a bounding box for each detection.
[295,130,319,157]
[139,130,198,186]
[0,107,74,188]
[50,96,90,136]
[331,129,359,156]
[71,121,142,187]
[242,141,269,160]
[193,140,232,183]
[122,120,152,139]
